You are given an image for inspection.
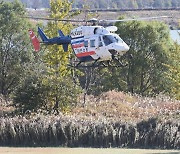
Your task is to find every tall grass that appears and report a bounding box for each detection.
[0,91,179,148]
[0,114,179,148]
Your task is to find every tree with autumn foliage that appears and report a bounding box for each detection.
[165,43,180,100]
[41,0,81,113]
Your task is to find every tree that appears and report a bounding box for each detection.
[12,52,50,113]
[165,43,180,99]
[41,0,81,113]
[13,74,46,112]
[11,0,81,114]
[106,20,173,96]
[0,1,32,98]
[5,0,180,9]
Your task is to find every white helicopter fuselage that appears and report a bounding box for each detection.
[70,26,129,62]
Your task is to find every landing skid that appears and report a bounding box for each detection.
[68,60,127,68]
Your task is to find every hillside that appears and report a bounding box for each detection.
[0,1,179,148]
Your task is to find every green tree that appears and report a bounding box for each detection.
[104,20,173,96]
[12,0,80,113]
[0,1,32,97]
[13,53,49,113]
[13,75,46,112]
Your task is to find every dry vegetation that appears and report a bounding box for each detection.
[71,91,180,123]
[0,91,179,148]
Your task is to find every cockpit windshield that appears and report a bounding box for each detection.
[103,34,123,46]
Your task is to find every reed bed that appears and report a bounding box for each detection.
[0,114,179,148]
[0,91,179,148]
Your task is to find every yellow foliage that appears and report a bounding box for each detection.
[40,0,80,112]
[43,0,73,76]
[165,43,180,99]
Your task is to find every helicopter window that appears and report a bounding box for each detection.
[103,35,114,46]
[114,34,124,43]
[98,36,103,47]
[103,35,123,46]
[84,40,88,47]
[90,39,95,47]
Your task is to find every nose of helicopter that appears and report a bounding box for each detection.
[115,42,130,55]
[122,43,130,52]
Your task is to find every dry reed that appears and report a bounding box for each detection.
[0,91,179,148]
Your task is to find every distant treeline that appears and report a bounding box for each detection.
[71,7,180,12]
[73,0,180,9]
[4,0,180,9]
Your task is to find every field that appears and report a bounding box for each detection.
[0,148,180,154]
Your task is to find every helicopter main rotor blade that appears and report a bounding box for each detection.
[100,16,172,22]
[24,15,174,24]
[24,16,86,22]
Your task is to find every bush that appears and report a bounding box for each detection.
[13,76,47,113]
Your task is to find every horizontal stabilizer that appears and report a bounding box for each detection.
[63,44,68,52]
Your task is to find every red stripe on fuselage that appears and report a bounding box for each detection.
[76,51,95,58]
[72,43,84,48]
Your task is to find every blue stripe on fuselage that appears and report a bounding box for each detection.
[71,39,84,45]
[71,36,84,40]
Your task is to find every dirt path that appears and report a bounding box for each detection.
[0,148,179,154]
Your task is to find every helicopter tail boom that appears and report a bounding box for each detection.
[37,27,71,52]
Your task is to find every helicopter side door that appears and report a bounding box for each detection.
[85,36,100,60]
[95,35,112,61]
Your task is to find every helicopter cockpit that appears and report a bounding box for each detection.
[99,33,129,54]
[103,34,124,46]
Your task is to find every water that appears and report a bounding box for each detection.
[170,30,180,44]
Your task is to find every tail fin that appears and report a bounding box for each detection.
[29,30,40,52]
[38,27,48,42]
[58,30,65,37]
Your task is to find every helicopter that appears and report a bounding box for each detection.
[29,16,171,67]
